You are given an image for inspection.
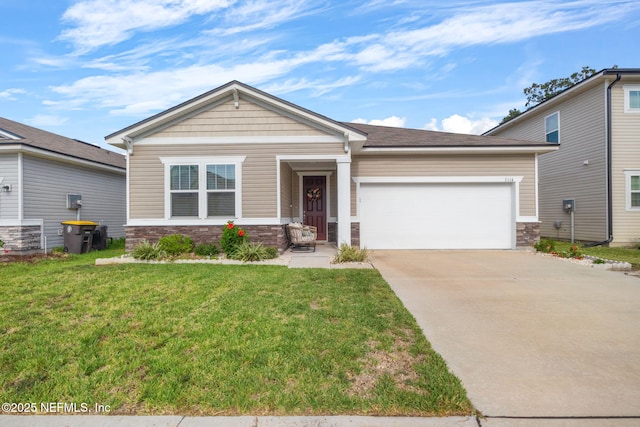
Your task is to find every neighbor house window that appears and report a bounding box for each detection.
[545,112,559,143]
[624,85,640,113]
[625,170,640,210]
[161,156,245,220]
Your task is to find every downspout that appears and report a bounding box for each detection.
[585,73,621,247]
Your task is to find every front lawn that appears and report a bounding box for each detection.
[549,240,640,268]
[0,248,471,416]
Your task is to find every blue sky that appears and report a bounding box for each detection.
[1,0,639,151]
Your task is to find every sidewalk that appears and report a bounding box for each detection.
[0,415,477,426]
[3,415,640,426]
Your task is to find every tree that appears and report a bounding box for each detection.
[500,66,614,124]
[500,108,522,124]
[523,66,597,107]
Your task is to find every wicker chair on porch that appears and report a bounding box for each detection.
[287,223,317,252]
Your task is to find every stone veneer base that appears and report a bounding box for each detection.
[0,225,42,253]
[125,225,290,253]
[124,221,538,252]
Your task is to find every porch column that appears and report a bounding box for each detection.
[336,158,351,246]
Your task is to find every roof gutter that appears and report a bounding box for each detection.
[585,72,622,247]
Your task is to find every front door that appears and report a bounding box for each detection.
[303,176,327,240]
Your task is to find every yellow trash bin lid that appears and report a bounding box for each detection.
[61,220,99,226]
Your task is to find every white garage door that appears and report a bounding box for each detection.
[359,182,513,249]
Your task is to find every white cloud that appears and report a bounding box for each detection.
[337,1,637,72]
[426,114,498,135]
[0,88,26,100]
[352,116,407,127]
[263,76,361,97]
[49,60,306,116]
[47,0,640,119]
[26,115,69,127]
[209,0,322,36]
[59,0,232,53]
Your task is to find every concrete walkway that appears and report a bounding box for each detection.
[286,244,372,269]
[370,250,640,422]
[0,415,478,426]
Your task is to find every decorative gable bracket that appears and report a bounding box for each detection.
[122,136,134,155]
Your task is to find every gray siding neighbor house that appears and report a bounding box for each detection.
[106,81,557,252]
[0,117,126,253]
[485,68,640,247]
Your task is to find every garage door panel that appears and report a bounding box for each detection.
[360,183,513,249]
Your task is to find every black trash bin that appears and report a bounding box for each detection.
[92,225,108,251]
[61,221,98,254]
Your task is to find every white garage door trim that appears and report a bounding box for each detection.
[355,176,521,250]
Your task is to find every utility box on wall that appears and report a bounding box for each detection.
[67,193,83,209]
[562,199,575,213]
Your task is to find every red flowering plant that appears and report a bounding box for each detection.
[220,220,248,257]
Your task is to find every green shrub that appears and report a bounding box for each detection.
[534,239,556,253]
[334,244,369,263]
[592,258,606,264]
[194,242,219,258]
[231,241,269,262]
[220,221,247,256]
[132,240,165,260]
[558,245,582,259]
[264,246,279,259]
[158,234,194,256]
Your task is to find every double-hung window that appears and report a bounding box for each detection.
[625,170,640,210]
[207,164,235,216]
[170,165,199,216]
[624,85,640,113]
[162,157,245,219]
[545,112,559,143]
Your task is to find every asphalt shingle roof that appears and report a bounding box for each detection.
[0,117,125,169]
[344,122,549,148]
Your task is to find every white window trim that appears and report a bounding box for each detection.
[624,85,640,113]
[624,170,640,210]
[160,156,245,220]
[544,111,560,143]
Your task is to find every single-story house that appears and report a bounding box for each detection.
[0,117,126,253]
[105,81,557,252]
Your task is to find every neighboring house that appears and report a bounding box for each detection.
[0,117,126,253]
[485,68,640,247]
[105,81,557,252]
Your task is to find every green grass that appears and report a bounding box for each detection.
[0,247,471,416]
[550,240,640,268]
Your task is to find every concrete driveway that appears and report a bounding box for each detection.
[370,250,640,419]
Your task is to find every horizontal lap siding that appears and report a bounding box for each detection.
[131,97,345,220]
[130,143,345,219]
[611,78,640,246]
[491,84,607,241]
[352,154,536,217]
[0,154,19,220]
[22,155,125,247]
[154,100,328,137]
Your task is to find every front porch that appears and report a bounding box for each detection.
[277,155,352,248]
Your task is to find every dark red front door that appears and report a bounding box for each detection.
[303,176,327,240]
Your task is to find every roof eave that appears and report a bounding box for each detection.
[0,143,126,173]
